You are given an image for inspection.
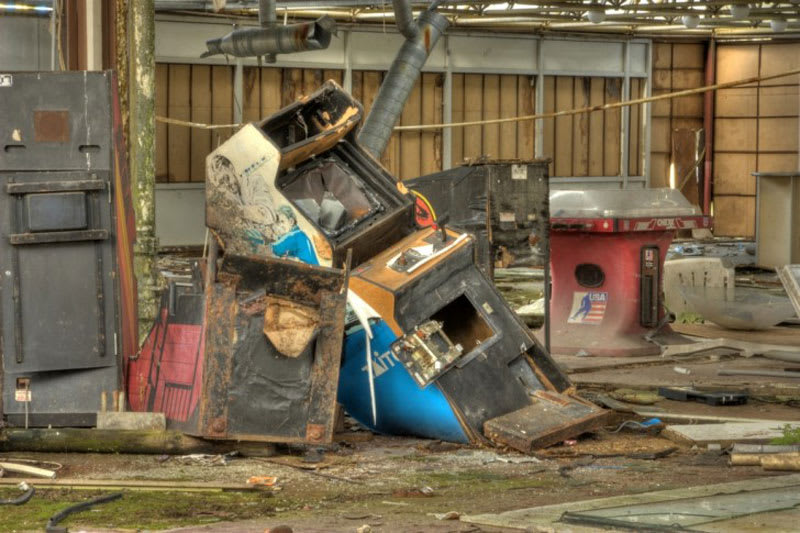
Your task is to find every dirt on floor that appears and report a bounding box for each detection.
[0,425,787,533]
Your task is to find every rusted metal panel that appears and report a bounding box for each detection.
[483,392,611,452]
[194,253,348,443]
[33,110,70,143]
[0,72,136,428]
[259,81,362,170]
[198,280,237,439]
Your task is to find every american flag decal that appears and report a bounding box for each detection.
[568,291,609,325]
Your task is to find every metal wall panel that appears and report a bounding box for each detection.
[0,72,125,426]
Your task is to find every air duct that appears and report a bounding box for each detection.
[202,15,336,58]
[392,0,419,39]
[358,6,449,159]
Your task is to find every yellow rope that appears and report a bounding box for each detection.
[154,66,800,133]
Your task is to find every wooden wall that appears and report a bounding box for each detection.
[351,71,444,180]
[714,43,800,237]
[650,42,706,192]
[450,74,535,168]
[156,65,346,183]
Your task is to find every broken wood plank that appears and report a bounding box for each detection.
[0,428,237,455]
[663,421,798,447]
[96,411,166,431]
[0,478,263,492]
[760,452,800,471]
[0,461,56,479]
[483,391,611,452]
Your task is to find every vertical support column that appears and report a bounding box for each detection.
[703,39,716,215]
[129,0,158,341]
[442,35,453,171]
[50,3,58,70]
[234,58,244,124]
[534,37,545,159]
[115,0,129,154]
[643,41,653,188]
[342,30,353,93]
[85,0,103,70]
[620,40,631,189]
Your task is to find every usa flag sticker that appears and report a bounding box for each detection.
[568,291,608,325]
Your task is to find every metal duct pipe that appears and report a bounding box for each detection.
[358,8,448,159]
[258,0,277,62]
[259,0,276,26]
[201,15,335,58]
[392,0,418,39]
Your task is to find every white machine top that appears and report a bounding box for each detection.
[550,188,700,219]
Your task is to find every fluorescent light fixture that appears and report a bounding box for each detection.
[729,4,750,20]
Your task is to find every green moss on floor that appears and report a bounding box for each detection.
[0,488,277,531]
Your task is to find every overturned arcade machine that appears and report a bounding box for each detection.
[129,81,608,451]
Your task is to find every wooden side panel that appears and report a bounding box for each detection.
[190,65,211,183]
[713,42,800,237]
[155,63,169,183]
[628,78,642,177]
[500,75,518,160]
[714,153,757,195]
[760,42,800,86]
[572,77,589,177]
[542,76,555,175]
[211,65,234,151]
[517,75,535,160]
[714,196,756,237]
[451,73,465,167]
[302,68,323,95]
[420,73,440,176]
[715,118,757,152]
[716,45,759,83]
[482,74,500,160]
[399,78,422,180]
[715,88,757,118]
[242,66,261,123]
[463,74,483,162]
[604,78,622,177]
[167,64,191,183]
[588,77,605,176]
[260,68,282,118]
[759,117,799,153]
[554,76,573,177]
[650,153,671,189]
[652,43,672,69]
[282,68,303,107]
[672,43,705,69]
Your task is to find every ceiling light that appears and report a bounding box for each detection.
[587,9,606,24]
[770,18,788,32]
[682,14,700,29]
[729,4,750,20]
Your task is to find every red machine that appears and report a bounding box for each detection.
[549,189,711,357]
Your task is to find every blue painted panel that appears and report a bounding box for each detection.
[337,321,469,443]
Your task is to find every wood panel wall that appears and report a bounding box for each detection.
[450,74,535,168]
[714,43,800,237]
[650,43,706,192]
[541,76,626,178]
[351,71,444,180]
[155,64,345,183]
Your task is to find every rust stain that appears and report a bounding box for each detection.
[306,423,325,442]
[34,110,70,142]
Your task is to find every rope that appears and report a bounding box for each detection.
[155,116,240,130]
[154,66,800,132]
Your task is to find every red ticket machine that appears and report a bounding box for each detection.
[549,189,711,357]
